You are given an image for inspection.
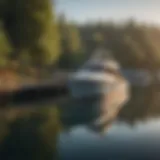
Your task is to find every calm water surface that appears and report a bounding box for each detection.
[59,84,160,160]
[1,84,160,160]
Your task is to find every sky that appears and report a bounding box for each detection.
[56,0,160,24]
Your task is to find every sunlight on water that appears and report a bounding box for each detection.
[59,118,160,160]
[58,84,160,160]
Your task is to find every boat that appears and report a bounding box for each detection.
[67,49,130,133]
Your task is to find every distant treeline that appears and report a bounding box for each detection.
[79,20,160,69]
[0,0,160,72]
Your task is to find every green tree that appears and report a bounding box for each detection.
[79,20,160,69]
[3,0,60,67]
[0,22,12,67]
[58,14,82,69]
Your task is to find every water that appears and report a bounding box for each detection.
[0,84,160,160]
[58,84,160,160]
[59,119,160,160]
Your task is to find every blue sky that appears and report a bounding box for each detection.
[56,0,160,24]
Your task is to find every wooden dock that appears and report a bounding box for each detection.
[0,72,70,107]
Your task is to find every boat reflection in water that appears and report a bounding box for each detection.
[66,50,130,133]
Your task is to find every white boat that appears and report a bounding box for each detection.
[68,50,129,98]
[67,49,130,132]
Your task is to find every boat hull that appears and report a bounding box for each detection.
[64,78,130,133]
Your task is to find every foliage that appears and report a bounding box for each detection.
[57,14,82,69]
[0,22,12,67]
[79,20,160,69]
[1,0,60,68]
[1,1,160,71]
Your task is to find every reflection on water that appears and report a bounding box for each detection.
[0,107,61,160]
[60,96,121,134]
[59,118,160,160]
[119,85,160,123]
[0,84,160,160]
[59,84,160,160]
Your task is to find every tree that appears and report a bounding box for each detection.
[79,20,160,69]
[0,22,12,67]
[3,0,60,67]
[58,14,82,69]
